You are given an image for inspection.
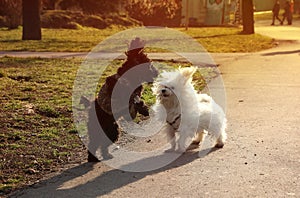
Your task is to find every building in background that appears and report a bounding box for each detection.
[181,0,299,27]
[181,0,231,26]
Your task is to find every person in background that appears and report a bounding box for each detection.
[289,0,294,25]
[233,0,241,24]
[281,1,291,25]
[271,0,282,25]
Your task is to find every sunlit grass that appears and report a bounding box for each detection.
[178,27,274,53]
[0,25,274,53]
[0,57,82,195]
[0,26,124,52]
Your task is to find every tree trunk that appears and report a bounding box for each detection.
[241,0,254,34]
[22,0,42,40]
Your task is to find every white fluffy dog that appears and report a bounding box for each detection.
[152,67,227,152]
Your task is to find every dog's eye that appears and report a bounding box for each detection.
[171,86,175,90]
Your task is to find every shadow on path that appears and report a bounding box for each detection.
[261,49,300,56]
[11,148,219,198]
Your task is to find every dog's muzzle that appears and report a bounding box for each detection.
[161,89,168,97]
[160,88,171,97]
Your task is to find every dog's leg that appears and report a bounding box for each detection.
[191,131,205,145]
[177,132,188,152]
[100,145,113,159]
[215,130,227,148]
[98,121,118,160]
[166,131,176,152]
[86,101,101,162]
[165,126,176,152]
[92,101,119,160]
[213,122,227,148]
[215,119,227,148]
[88,147,100,162]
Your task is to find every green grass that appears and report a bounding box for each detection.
[179,27,274,53]
[0,56,216,195]
[0,26,274,53]
[0,26,123,52]
[0,57,83,195]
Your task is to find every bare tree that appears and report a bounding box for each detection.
[22,0,42,40]
[241,0,254,34]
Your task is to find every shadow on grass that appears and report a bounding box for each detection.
[0,38,86,43]
[10,147,220,197]
[193,33,236,39]
[0,39,21,43]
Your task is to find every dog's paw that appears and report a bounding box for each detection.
[87,152,100,162]
[191,140,200,145]
[175,147,186,153]
[102,153,113,160]
[164,148,176,153]
[187,144,200,151]
[215,142,224,148]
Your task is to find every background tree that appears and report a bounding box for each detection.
[241,0,254,34]
[56,0,120,14]
[125,0,181,26]
[0,0,22,29]
[22,0,42,40]
[42,0,56,10]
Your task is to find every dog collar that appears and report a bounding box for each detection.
[167,114,181,129]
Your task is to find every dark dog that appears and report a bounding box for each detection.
[83,38,158,162]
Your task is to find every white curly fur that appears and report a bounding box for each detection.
[152,67,227,152]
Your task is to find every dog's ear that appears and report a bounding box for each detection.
[181,67,197,83]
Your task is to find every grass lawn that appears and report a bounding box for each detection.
[0,56,216,195]
[0,27,122,52]
[179,27,274,53]
[0,26,274,53]
[0,57,83,195]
